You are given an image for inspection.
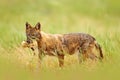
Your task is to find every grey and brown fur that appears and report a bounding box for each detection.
[25,22,103,67]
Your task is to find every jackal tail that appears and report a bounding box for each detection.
[95,41,103,59]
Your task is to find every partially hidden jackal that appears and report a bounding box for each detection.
[24,22,103,67]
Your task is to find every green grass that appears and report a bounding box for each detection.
[0,0,120,80]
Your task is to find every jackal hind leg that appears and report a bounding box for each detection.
[81,43,97,61]
[58,53,64,67]
[88,43,98,61]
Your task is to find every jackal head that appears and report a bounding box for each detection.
[25,22,42,43]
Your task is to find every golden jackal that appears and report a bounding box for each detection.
[24,22,103,67]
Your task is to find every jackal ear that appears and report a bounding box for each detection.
[26,22,31,29]
[35,22,41,30]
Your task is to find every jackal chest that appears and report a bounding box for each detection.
[39,42,61,56]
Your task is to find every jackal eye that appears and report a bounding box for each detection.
[27,40,30,43]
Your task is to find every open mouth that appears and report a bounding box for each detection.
[26,40,33,44]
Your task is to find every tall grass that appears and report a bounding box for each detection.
[0,0,120,80]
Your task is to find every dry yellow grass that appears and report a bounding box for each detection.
[8,45,100,72]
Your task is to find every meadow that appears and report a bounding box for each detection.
[0,0,120,80]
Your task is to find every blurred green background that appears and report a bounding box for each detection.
[0,0,120,80]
